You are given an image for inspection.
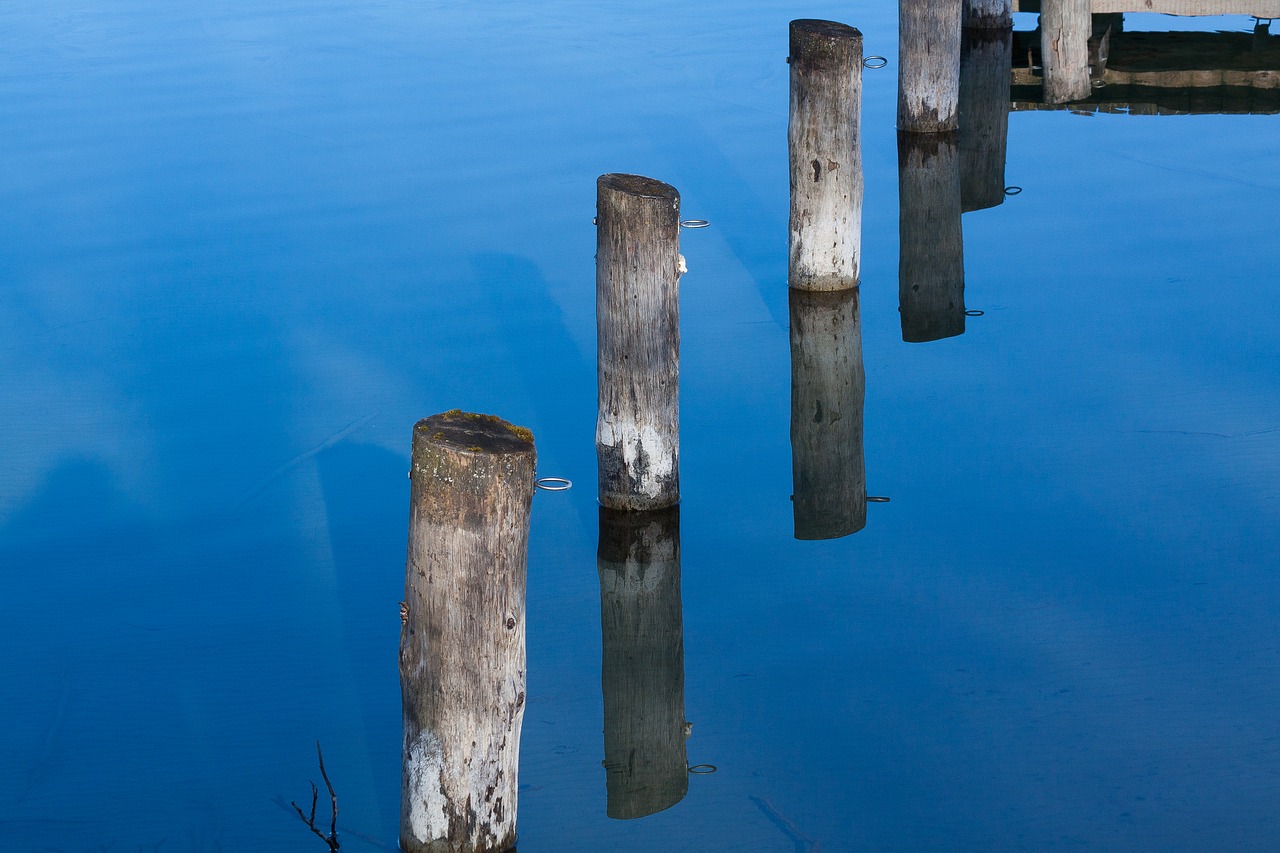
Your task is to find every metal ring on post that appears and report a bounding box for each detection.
[680,219,710,229]
[964,309,985,317]
[534,477,572,492]
[687,764,718,774]
[863,56,888,69]
[867,496,891,503]
[1004,186,1023,196]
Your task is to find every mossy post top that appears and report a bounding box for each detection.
[414,410,535,457]
[790,18,863,47]
[597,173,680,202]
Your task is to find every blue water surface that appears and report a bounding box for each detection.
[2,1,1278,850]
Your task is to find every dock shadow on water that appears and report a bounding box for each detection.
[596,506,688,820]
[789,288,867,540]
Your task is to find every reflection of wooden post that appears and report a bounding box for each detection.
[899,0,963,132]
[899,132,965,343]
[401,411,535,853]
[598,507,687,820]
[596,174,681,511]
[790,289,866,540]
[1041,0,1090,103]
[959,27,1012,212]
[788,19,863,292]
[964,0,1011,29]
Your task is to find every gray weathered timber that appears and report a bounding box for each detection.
[898,132,965,343]
[1041,0,1092,103]
[596,173,681,511]
[401,410,535,853]
[965,0,1013,28]
[598,507,687,819]
[1013,0,1280,13]
[899,0,964,131]
[789,288,866,540]
[788,19,863,292]
[959,27,1012,212]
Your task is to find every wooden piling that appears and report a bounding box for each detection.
[788,19,863,292]
[401,410,535,853]
[790,288,866,540]
[964,0,1012,28]
[959,27,1013,212]
[898,0,964,132]
[598,507,687,819]
[596,173,681,511]
[898,132,965,343]
[1041,0,1091,103]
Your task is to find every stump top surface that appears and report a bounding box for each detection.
[415,410,534,456]
[598,173,679,201]
[790,18,863,41]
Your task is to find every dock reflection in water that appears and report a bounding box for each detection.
[959,26,1013,212]
[789,287,867,540]
[1010,8,1280,114]
[597,506,688,819]
[898,131,966,343]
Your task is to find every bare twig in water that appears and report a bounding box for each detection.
[291,741,340,851]
[750,795,821,853]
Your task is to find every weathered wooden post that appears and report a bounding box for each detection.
[964,0,1011,29]
[898,132,965,342]
[898,0,964,132]
[959,26,1013,212]
[598,506,687,819]
[790,288,866,539]
[788,19,863,292]
[401,410,535,853]
[1041,0,1091,103]
[596,174,681,511]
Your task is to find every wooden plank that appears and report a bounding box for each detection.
[1014,0,1280,14]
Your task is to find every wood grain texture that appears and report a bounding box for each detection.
[1042,0,1092,103]
[789,288,867,540]
[899,0,964,131]
[401,410,535,853]
[788,19,863,292]
[596,173,681,511]
[898,133,966,343]
[597,507,687,819]
[1014,0,1280,13]
[959,27,1012,213]
[965,0,1014,27]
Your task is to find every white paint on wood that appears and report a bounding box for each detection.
[406,730,449,843]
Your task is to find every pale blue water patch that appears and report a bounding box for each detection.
[3,0,1279,850]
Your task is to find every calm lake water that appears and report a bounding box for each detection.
[3,2,1278,850]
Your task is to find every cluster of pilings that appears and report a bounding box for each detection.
[395,2,1034,850]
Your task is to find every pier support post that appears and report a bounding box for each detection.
[790,289,867,539]
[596,174,682,511]
[899,0,964,132]
[788,19,863,292]
[1041,0,1091,103]
[598,507,687,819]
[401,410,536,853]
[899,132,966,343]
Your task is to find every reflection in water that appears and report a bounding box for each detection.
[898,132,965,343]
[1011,12,1280,114]
[597,507,687,819]
[789,288,867,540]
[959,27,1013,213]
